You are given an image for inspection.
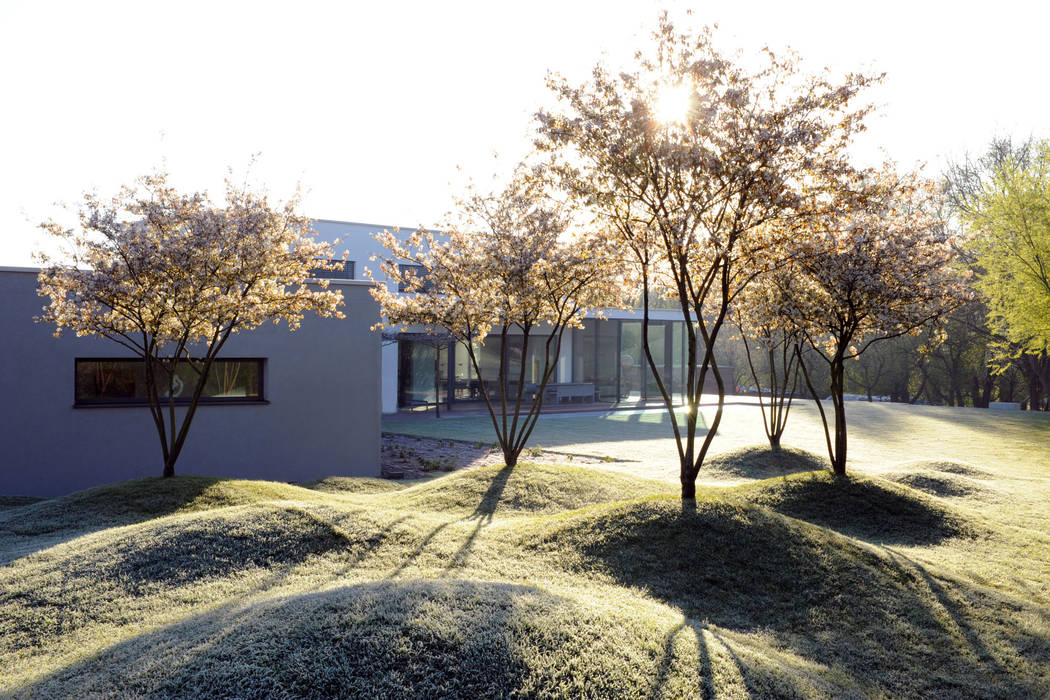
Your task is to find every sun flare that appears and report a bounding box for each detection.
[653,82,693,124]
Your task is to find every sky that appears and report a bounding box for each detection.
[1,0,1048,265]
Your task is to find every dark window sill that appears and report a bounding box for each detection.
[73,400,270,409]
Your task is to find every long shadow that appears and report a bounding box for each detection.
[648,620,715,700]
[747,473,976,545]
[444,463,515,573]
[879,547,1044,682]
[539,498,1047,697]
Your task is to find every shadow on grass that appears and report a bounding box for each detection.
[744,473,978,545]
[79,507,352,591]
[0,477,228,565]
[703,446,829,480]
[527,497,1047,698]
[886,472,987,499]
[16,580,662,699]
[387,464,516,578]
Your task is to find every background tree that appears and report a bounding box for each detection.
[953,139,1050,406]
[788,170,966,475]
[371,166,627,468]
[731,265,804,451]
[537,16,878,498]
[37,172,344,477]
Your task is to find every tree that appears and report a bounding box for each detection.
[537,16,878,497]
[731,265,804,451]
[37,172,344,477]
[370,166,627,468]
[954,138,1050,405]
[787,170,966,474]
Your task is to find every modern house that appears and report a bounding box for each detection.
[315,220,726,415]
[0,218,724,497]
[0,267,382,497]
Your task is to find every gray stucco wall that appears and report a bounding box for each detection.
[0,269,382,497]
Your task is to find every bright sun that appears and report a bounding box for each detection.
[653,83,692,124]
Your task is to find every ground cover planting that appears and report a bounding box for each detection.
[2,402,1049,697]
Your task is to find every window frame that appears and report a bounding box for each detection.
[73,357,268,408]
[398,264,435,293]
[309,260,355,280]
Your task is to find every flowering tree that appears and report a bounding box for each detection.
[37,172,344,477]
[371,167,627,468]
[537,16,878,497]
[786,170,967,474]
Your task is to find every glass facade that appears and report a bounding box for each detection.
[397,319,712,410]
[75,358,264,405]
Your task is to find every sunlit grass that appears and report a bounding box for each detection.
[2,403,1049,696]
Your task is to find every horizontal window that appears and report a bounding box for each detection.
[398,264,435,293]
[75,358,265,406]
[309,260,355,280]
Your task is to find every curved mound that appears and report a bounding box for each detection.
[392,462,671,516]
[886,472,986,499]
[20,581,668,699]
[0,477,320,538]
[741,472,978,544]
[519,497,1035,698]
[300,477,408,494]
[0,495,45,509]
[896,460,993,479]
[524,496,891,630]
[704,445,829,479]
[68,506,350,591]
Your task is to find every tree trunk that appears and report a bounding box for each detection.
[830,356,848,476]
[162,457,175,478]
[681,478,696,499]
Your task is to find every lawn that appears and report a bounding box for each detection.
[1,402,1049,697]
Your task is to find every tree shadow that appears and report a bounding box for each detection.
[443,464,515,572]
[747,473,978,545]
[537,498,1047,697]
[647,619,716,700]
[886,471,987,499]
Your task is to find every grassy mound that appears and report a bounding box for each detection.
[703,445,829,479]
[0,501,405,659]
[524,496,892,630]
[0,495,45,509]
[740,472,980,544]
[390,462,672,516]
[522,495,1043,698]
[68,506,350,591]
[896,459,994,479]
[17,580,673,699]
[300,476,408,494]
[0,476,322,539]
[886,471,987,498]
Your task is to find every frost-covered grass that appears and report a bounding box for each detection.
[2,406,1050,697]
